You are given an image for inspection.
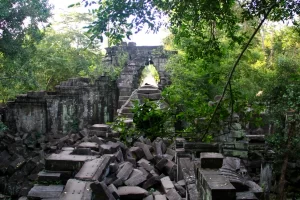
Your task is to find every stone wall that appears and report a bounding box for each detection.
[103,42,176,108]
[4,76,118,135]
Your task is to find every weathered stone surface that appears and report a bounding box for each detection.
[27,185,64,199]
[129,147,145,160]
[142,176,159,189]
[160,176,174,193]
[155,158,168,171]
[166,189,182,200]
[134,142,154,161]
[154,195,166,200]
[199,169,235,200]
[143,195,154,200]
[75,155,111,181]
[124,174,147,186]
[200,152,224,169]
[236,192,258,200]
[118,186,148,200]
[8,155,26,174]
[174,184,186,198]
[78,142,99,151]
[90,124,110,131]
[139,162,154,172]
[108,184,120,199]
[117,162,133,181]
[59,179,92,200]
[45,154,97,171]
[37,171,61,182]
[72,148,92,155]
[90,181,115,200]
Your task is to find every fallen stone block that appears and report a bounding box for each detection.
[8,155,26,174]
[138,158,150,165]
[155,158,168,171]
[118,186,148,200]
[89,135,105,145]
[99,144,113,154]
[160,176,174,193]
[129,147,145,160]
[78,142,99,151]
[129,169,143,179]
[117,162,133,181]
[200,152,224,169]
[104,174,117,185]
[142,176,159,190]
[134,142,154,161]
[174,183,186,198]
[90,181,115,200]
[112,178,124,187]
[72,148,92,155]
[125,174,147,186]
[37,171,61,182]
[75,155,112,181]
[45,154,97,171]
[199,169,235,200]
[59,179,92,200]
[154,195,166,200]
[27,185,64,200]
[108,184,120,199]
[166,189,182,200]
[115,149,124,162]
[139,162,154,172]
[144,195,154,200]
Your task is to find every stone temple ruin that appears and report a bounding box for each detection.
[0,43,277,200]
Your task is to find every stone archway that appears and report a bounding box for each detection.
[103,42,176,108]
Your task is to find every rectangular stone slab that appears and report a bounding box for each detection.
[38,171,61,182]
[200,153,224,169]
[45,154,97,171]
[27,185,64,199]
[78,142,99,151]
[160,176,174,193]
[75,155,111,181]
[59,179,92,200]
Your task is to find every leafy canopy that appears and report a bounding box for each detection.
[0,0,52,57]
[81,0,300,46]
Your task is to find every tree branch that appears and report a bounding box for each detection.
[201,3,277,141]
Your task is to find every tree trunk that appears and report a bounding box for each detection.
[277,121,296,200]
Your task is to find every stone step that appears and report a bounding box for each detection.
[119,96,130,100]
[137,93,162,100]
[120,91,132,96]
[75,155,112,181]
[78,142,99,151]
[140,85,158,89]
[60,179,92,200]
[118,100,127,108]
[121,107,133,114]
[137,88,161,94]
[90,124,110,131]
[45,154,97,171]
[89,130,119,138]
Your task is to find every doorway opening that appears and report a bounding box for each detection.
[139,64,160,87]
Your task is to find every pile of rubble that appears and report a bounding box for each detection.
[0,123,188,200]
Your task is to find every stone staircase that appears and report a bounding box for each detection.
[118,84,162,119]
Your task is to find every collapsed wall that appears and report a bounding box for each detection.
[3,76,118,135]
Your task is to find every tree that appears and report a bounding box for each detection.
[0,0,52,57]
[0,12,104,101]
